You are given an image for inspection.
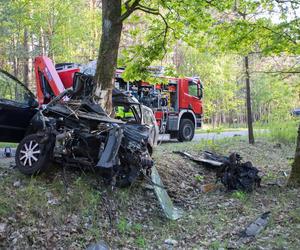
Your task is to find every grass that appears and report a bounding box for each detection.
[196,127,247,134]
[231,190,248,202]
[116,217,128,235]
[0,135,299,249]
[0,142,17,148]
[254,119,298,145]
[197,120,298,146]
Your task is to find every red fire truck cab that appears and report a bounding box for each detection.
[115,73,203,141]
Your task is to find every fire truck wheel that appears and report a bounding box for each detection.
[178,119,195,142]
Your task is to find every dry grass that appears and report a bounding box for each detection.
[0,137,299,249]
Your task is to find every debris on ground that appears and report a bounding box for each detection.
[151,166,184,220]
[164,238,179,246]
[86,240,110,250]
[174,151,223,168]
[12,180,21,188]
[0,138,298,249]
[175,150,261,192]
[0,223,7,240]
[241,211,271,237]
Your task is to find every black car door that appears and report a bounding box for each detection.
[0,70,38,142]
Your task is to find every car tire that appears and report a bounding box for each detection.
[178,119,195,142]
[16,134,52,175]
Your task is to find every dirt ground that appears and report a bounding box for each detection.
[0,137,299,249]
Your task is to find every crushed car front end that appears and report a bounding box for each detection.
[16,87,153,187]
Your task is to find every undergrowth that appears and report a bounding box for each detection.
[255,119,298,145]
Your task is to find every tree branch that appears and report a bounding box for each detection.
[274,0,300,4]
[259,24,298,45]
[142,10,170,55]
[120,1,172,57]
[137,4,159,13]
[132,4,172,56]
[252,70,300,74]
[134,6,159,15]
[120,0,141,22]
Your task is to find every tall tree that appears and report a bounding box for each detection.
[93,0,231,113]
[289,125,300,186]
[244,55,255,143]
[94,0,124,114]
[0,0,101,81]
[203,0,299,143]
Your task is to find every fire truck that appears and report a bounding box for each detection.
[34,56,203,141]
[114,69,203,141]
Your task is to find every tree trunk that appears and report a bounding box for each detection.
[244,55,255,144]
[94,0,122,115]
[40,28,46,56]
[12,35,19,77]
[288,124,300,187]
[23,28,30,87]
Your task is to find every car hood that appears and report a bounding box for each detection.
[47,103,124,124]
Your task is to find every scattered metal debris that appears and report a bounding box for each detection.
[164,238,178,246]
[175,151,261,192]
[174,151,223,168]
[216,153,261,192]
[86,241,110,250]
[241,211,271,237]
[13,180,21,188]
[151,166,184,220]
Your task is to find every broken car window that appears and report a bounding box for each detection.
[142,106,155,126]
[0,71,32,105]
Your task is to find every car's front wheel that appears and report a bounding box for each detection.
[16,134,51,175]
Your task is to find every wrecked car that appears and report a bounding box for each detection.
[0,69,155,187]
[112,88,159,154]
[175,151,261,192]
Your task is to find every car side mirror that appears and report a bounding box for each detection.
[198,84,203,99]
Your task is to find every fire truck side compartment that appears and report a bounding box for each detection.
[167,115,179,131]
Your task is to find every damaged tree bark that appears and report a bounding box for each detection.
[94,0,123,114]
[94,0,169,114]
[288,124,300,187]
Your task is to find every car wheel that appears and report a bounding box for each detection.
[16,134,52,175]
[178,119,195,142]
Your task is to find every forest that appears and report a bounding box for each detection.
[1,0,299,129]
[0,0,300,249]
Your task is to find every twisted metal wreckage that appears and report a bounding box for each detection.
[1,68,260,220]
[175,151,261,192]
[7,72,182,220]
